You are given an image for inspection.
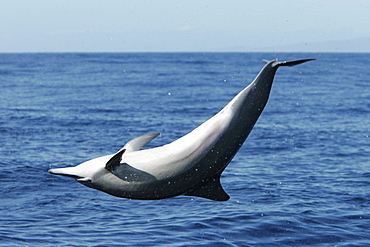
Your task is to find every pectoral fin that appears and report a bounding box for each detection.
[119,132,160,152]
[105,149,156,182]
[184,174,230,201]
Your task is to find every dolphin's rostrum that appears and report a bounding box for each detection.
[49,58,314,201]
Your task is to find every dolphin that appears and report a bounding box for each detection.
[49,58,314,201]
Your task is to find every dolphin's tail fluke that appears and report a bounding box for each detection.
[278,58,315,67]
[263,58,315,67]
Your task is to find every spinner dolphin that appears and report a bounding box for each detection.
[49,58,314,201]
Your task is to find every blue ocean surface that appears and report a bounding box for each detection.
[0,52,369,246]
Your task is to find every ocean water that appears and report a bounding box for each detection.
[0,52,369,246]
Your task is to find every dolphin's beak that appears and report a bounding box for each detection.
[48,167,84,179]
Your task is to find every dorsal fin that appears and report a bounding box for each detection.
[119,132,160,152]
[105,149,156,182]
[184,173,230,201]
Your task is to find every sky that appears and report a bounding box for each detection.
[1,0,370,53]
